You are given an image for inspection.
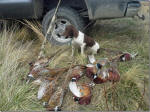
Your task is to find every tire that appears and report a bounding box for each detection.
[42,7,85,45]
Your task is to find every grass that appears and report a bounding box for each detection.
[0,5,149,111]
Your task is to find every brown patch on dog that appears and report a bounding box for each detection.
[84,35,95,47]
[62,25,78,38]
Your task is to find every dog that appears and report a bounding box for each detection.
[61,25,100,63]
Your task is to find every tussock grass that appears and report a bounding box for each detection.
[0,27,44,111]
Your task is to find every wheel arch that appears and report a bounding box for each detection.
[43,0,88,17]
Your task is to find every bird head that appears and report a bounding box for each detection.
[71,77,77,82]
[96,63,102,69]
[29,57,50,71]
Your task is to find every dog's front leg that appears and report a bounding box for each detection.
[71,45,75,57]
[81,44,86,56]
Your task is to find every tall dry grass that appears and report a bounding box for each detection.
[0,25,44,111]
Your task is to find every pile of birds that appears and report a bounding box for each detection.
[26,50,138,111]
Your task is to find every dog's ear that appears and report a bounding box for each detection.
[62,25,75,38]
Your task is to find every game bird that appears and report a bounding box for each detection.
[46,87,64,111]
[86,63,120,84]
[69,65,87,80]
[119,52,138,62]
[69,77,92,105]
[29,49,63,70]
[27,67,69,80]
[36,79,57,105]
[93,67,120,84]
[86,63,103,80]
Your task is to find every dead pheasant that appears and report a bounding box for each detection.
[29,48,68,70]
[119,52,138,62]
[86,63,102,80]
[45,65,87,110]
[69,65,86,80]
[86,63,120,84]
[45,87,64,111]
[37,80,56,104]
[93,67,120,84]
[31,76,58,106]
[28,64,86,80]
[28,67,69,79]
[69,77,92,105]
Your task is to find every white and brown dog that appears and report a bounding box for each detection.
[62,25,100,63]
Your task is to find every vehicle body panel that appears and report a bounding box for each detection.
[0,0,43,19]
[0,0,141,20]
[84,0,141,20]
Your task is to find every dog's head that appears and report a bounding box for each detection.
[62,25,78,39]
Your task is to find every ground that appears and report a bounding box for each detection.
[0,2,149,111]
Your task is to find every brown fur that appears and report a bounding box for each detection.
[62,25,78,38]
[84,35,95,47]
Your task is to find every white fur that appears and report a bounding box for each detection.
[71,31,100,58]
[71,31,86,56]
[90,42,100,54]
[72,31,84,46]
[69,81,81,97]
